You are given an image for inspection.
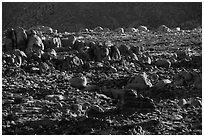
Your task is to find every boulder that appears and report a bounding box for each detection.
[130,46,141,55]
[15,27,28,51]
[125,27,137,33]
[138,25,149,32]
[100,46,110,59]
[79,28,90,33]
[61,55,83,70]
[183,72,193,82]
[103,27,111,32]
[141,55,152,64]
[131,53,139,61]
[174,79,185,86]
[151,73,159,81]
[4,28,17,50]
[8,54,22,67]
[115,27,124,33]
[121,89,156,115]
[25,48,43,61]
[109,46,121,61]
[154,59,171,68]
[175,27,181,31]
[193,78,202,90]
[158,25,171,33]
[61,35,76,47]
[178,99,187,107]
[176,50,189,60]
[53,37,61,48]
[126,72,152,91]
[10,49,27,63]
[87,105,104,118]
[74,40,86,51]
[39,62,50,73]
[190,98,202,107]
[118,44,131,56]
[43,37,61,50]
[191,54,202,66]
[154,79,172,89]
[93,26,103,32]
[69,76,87,89]
[27,34,44,51]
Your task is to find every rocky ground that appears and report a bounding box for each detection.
[2,28,202,135]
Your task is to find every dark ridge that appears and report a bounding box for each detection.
[2,2,202,32]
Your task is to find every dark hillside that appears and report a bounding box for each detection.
[2,2,202,32]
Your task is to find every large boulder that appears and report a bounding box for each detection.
[61,55,83,70]
[121,89,156,115]
[15,27,28,51]
[103,27,111,32]
[42,48,57,61]
[125,27,138,33]
[93,26,103,32]
[43,37,61,51]
[6,49,27,67]
[154,79,172,89]
[100,45,110,60]
[79,28,90,33]
[53,37,61,49]
[126,72,152,91]
[115,27,124,33]
[90,42,110,61]
[4,28,17,51]
[60,35,77,48]
[190,54,202,66]
[138,25,149,32]
[73,39,86,51]
[153,59,171,68]
[109,46,121,61]
[140,55,152,65]
[69,76,87,89]
[130,46,141,55]
[176,50,189,60]
[158,25,171,33]
[25,48,44,62]
[118,44,131,57]
[27,34,44,51]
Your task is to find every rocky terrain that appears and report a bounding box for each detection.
[2,25,202,135]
